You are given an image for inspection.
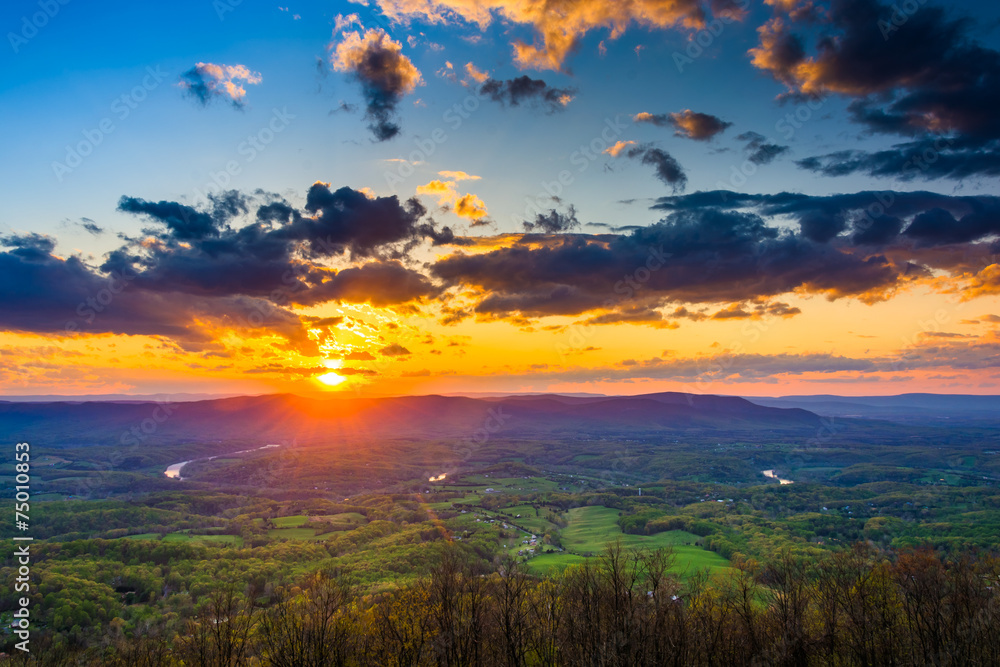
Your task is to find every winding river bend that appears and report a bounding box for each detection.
[164,444,280,481]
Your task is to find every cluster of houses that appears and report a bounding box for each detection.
[517,534,539,556]
[468,510,544,558]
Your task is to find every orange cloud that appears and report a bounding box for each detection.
[603,140,636,157]
[417,177,490,223]
[748,18,809,90]
[763,0,818,20]
[331,28,423,93]
[963,264,1000,300]
[416,179,454,196]
[374,0,711,71]
[463,62,490,84]
[437,60,456,81]
[438,170,481,181]
[666,109,732,140]
[454,193,489,223]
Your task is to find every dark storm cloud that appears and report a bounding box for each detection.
[523,207,581,233]
[654,189,1000,247]
[851,215,903,246]
[4,233,55,259]
[111,184,446,303]
[751,0,1000,180]
[0,183,454,351]
[276,183,431,258]
[738,131,790,165]
[331,29,423,141]
[430,208,902,320]
[429,185,1000,323]
[624,145,687,191]
[302,261,441,307]
[0,232,305,347]
[116,190,250,240]
[117,197,217,240]
[796,138,1000,181]
[904,207,1000,246]
[478,76,575,112]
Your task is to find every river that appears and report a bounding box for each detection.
[762,469,793,484]
[163,444,280,481]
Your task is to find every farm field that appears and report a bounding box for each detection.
[531,505,730,576]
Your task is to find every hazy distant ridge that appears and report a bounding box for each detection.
[745,393,1000,424]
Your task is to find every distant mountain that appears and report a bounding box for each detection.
[496,392,820,426]
[444,392,609,399]
[0,392,254,403]
[0,392,822,448]
[745,393,1000,424]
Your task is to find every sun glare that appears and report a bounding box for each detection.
[316,372,346,387]
[315,357,346,387]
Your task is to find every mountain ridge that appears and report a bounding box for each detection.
[0,391,823,447]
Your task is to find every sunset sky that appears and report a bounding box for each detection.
[2,0,999,397]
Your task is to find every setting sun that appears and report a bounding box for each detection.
[315,358,346,387]
[316,372,346,387]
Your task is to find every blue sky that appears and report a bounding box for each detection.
[7,0,981,251]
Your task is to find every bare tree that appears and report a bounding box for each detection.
[177,583,260,667]
[489,556,531,667]
[258,571,355,667]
